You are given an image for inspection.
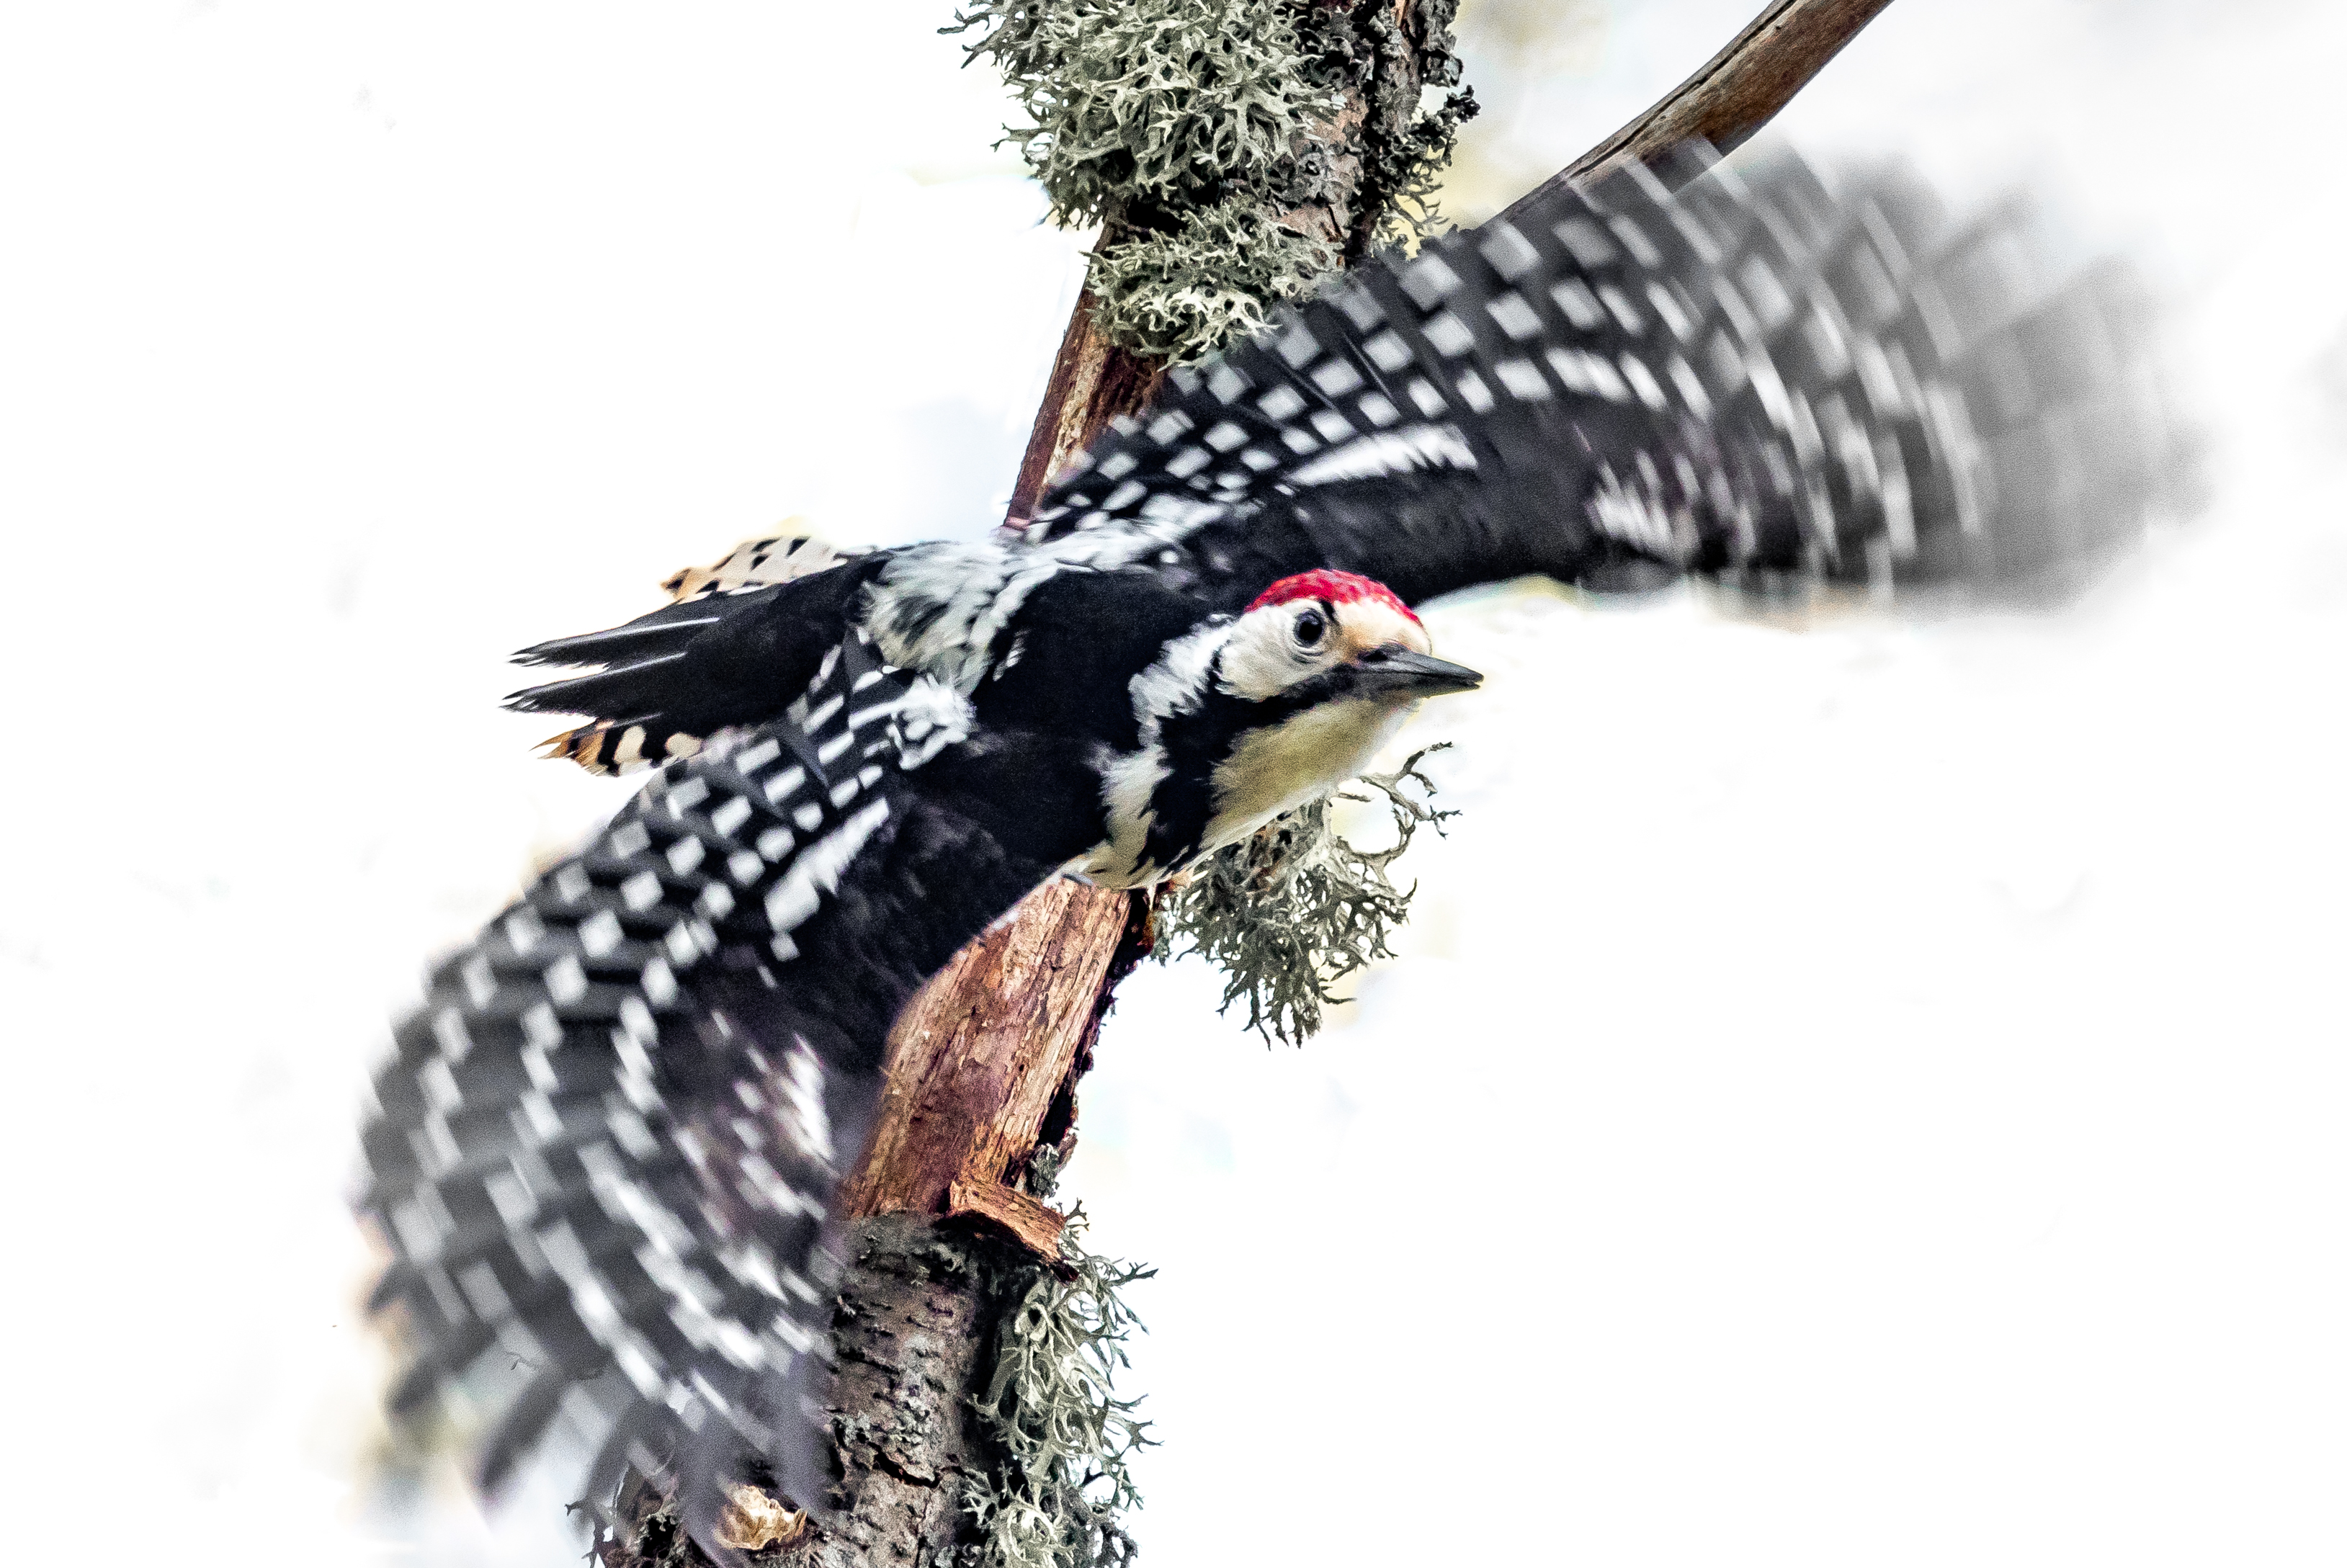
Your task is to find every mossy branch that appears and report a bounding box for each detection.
[945,0,1336,228]
[949,0,1475,362]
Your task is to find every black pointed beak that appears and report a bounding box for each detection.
[1350,644,1484,697]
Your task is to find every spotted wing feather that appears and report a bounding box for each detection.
[1026,143,2179,610]
[362,631,1088,1556]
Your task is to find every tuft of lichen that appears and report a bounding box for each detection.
[1159,746,1458,1046]
[949,0,1474,362]
[965,1206,1155,1568]
[1083,198,1337,362]
[944,0,1336,228]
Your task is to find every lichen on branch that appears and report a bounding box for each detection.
[1310,0,1479,244]
[1159,745,1458,1045]
[966,1196,1155,1568]
[944,0,1336,229]
[1083,197,1336,360]
[947,0,1476,362]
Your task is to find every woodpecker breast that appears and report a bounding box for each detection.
[1200,690,1416,848]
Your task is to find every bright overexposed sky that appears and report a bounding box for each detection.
[3,2,2343,1564]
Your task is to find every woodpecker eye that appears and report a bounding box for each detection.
[1292,607,1328,649]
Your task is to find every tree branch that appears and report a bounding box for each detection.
[841,878,1143,1227]
[1501,0,1895,220]
[839,307,1166,1240]
[1006,274,1170,525]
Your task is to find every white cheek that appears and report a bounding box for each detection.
[1220,632,1321,702]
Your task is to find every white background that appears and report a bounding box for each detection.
[3,1,2344,1563]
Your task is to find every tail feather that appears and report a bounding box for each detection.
[504,537,890,776]
[512,608,725,671]
[658,534,869,601]
[530,717,708,776]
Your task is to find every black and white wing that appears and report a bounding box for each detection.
[1025,143,2181,611]
[506,534,891,775]
[360,630,1097,1555]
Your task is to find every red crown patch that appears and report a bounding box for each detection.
[1246,569,1421,627]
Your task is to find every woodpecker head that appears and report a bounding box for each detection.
[1087,570,1480,887]
[1219,570,1481,709]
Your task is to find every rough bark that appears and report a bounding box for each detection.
[596,1,1895,1562]
[844,879,1149,1251]
[1007,280,1168,525]
[596,1216,1027,1568]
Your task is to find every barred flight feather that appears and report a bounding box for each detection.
[362,634,1031,1554]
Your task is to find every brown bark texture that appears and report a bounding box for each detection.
[596,1216,1031,1568]
[841,879,1147,1251]
[597,1,1895,1562]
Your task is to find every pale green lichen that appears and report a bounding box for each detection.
[947,0,1473,362]
[965,1202,1155,1568]
[944,0,1336,228]
[1083,197,1336,362]
[1159,746,1457,1046]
